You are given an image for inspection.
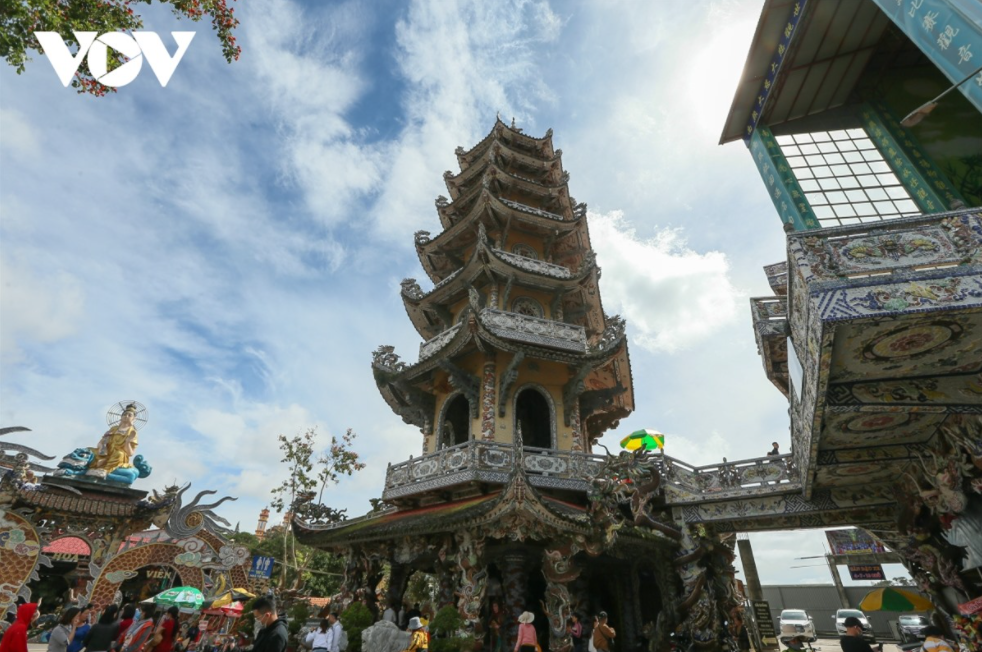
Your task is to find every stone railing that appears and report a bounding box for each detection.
[382,440,800,503]
[493,249,572,279]
[382,440,606,500]
[658,452,800,504]
[419,323,463,360]
[789,207,981,283]
[480,308,586,352]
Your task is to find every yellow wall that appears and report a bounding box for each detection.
[425,351,576,453]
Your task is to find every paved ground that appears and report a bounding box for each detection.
[788,639,907,651]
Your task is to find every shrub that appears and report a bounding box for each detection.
[340,602,374,652]
[429,606,474,652]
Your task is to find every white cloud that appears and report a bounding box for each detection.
[589,210,741,353]
[0,254,85,363]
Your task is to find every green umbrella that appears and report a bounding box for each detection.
[153,586,205,610]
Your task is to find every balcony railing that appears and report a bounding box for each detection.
[789,207,981,282]
[493,249,572,279]
[419,323,463,360]
[480,308,587,352]
[382,441,606,500]
[382,440,800,503]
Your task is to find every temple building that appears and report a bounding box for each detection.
[294,121,743,652]
[721,0,982,645]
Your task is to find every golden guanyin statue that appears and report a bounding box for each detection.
[86,403,140,479]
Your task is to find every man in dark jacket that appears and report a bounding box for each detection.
[251,598,287,652]
[839,617,880,652]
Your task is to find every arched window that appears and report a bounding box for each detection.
[514,386,553,449]
[512,243,538,259]
[511,297,543,318]
[440,394,470,448]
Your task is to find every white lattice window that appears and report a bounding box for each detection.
[775,129,920,227]
[512,243,538,259]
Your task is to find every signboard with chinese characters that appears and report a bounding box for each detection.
[825,528,886,555]
[872,0,982,114]
[848,564,886,581]
[249,555,274,579]
[752,600,780,650]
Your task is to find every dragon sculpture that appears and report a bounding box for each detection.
[587,446,737,652]
[148,483,237,538]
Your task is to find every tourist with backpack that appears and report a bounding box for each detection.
[120,605,157,652]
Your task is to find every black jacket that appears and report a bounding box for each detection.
[839,635,875,652]
[253,619,288,652]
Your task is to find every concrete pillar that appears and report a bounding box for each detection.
[827,555,850,608]
[737,538,764,602]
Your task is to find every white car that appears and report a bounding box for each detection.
[778,609,817,643]
[834,609,876,642]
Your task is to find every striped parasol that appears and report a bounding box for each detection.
[619,429,665,451]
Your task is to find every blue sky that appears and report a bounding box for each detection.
[0,0,905,586]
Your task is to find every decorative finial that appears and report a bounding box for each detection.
[511,117,516,128]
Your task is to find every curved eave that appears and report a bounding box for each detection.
[292,468,598,549]
[457,118,556,169]
[379,316,627,393]
[403,243,596,338]
[445,141,565,201]
[419,193,583,283]
[583,343,635,441]
[442,164,573,216]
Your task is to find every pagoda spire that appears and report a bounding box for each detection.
[373,122,633,457]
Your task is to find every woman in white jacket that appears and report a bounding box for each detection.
[305,620,333,652]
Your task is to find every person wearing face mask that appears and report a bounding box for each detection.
[250,599,287,652]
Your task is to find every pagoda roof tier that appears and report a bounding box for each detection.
[443,141,565,202]
[4,475,178,520]
[418,192,586,283]
[455,118,556,171]
[401,229,598,338]
[293,461,676,550]
[371,307,628,433]
[437,164,575,225]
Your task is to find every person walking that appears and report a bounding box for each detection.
[251,598,287,652]
[84,607,120,652]
[382,601,398,625]
[68,607,94,652]
[592,612,615,652]
[120,605,157,652]
[152,608,179,652]
[568,613,584,652]
[0,603,38,652]
[304,619,333,652]
[838,616,877,652]
[401,617,427,652]
[398,603,408,631]
[488,602,503,652]
[514,612,538,652]
[48,608,82,652]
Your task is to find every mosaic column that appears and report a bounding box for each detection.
[543,544,582,652]
[501,552,528,647]
[569,401,584,453]
[454,530,488,646]
[481,356,497,441]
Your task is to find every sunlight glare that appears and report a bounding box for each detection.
[685,20,755,135]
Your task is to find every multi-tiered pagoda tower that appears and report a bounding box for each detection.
[295,121,695,652]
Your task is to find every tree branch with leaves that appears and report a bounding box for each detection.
[1,0,240,96]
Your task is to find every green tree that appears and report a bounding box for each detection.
[1,0,240,96]
[339,602,373,652]
[269,427,365,592]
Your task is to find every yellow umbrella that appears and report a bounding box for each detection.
[858,587,933,612]
[207,588,256,609]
